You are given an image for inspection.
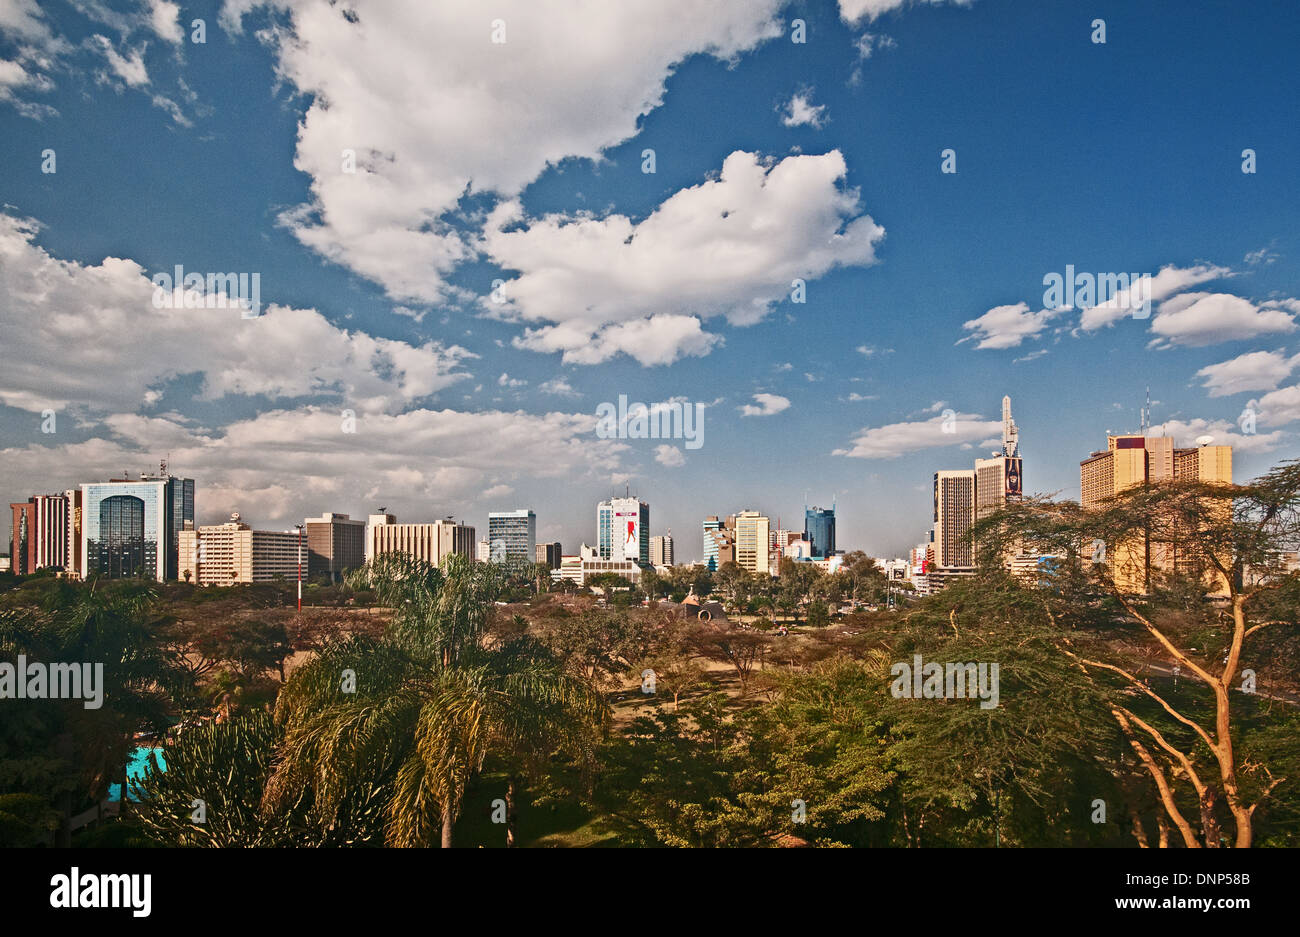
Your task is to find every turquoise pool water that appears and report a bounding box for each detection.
[107,746,167,803]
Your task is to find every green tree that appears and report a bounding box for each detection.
[265,553,609,847]
[973,462,1300,847]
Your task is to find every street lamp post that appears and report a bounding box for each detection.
[295,524,304,612]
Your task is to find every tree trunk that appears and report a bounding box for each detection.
[441,804,454,848]
[506,776,520,848]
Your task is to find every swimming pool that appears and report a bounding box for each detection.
[107,746,167,803]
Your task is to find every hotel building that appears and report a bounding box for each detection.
[1080,434,1232,593]
[367,515,477,567]
[178,515,301,586]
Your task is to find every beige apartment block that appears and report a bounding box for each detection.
[179,515,301,586]
[366,515,476,567]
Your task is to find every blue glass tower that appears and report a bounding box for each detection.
[804,506,836,559]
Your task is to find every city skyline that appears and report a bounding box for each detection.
[1,0,1298,561]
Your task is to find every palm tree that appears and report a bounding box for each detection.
[266,552,608,847]
[0,579,175,845]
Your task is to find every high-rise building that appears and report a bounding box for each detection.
[488,509,536,565]
[305,513,366,581]
[927,396,1026,588]
[1080,433,1232,592]
[733,510,771,575]
[650,533,674,567]
[9,493,70,575]
[368,515,477,567]
[476,539,490,563]
[64,488,84,578]
[178,514,302,586]
[536,541,563,569]
[597,497,649,564]
[702,516,723,570]
[804,505,836,558]
[975,396,1025,523]
[932,470,976,570]
[80,467,194,581]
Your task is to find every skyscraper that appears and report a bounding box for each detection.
[81,467,194,581]
[9,493,71,575]
[305,512,366,581]
[975,396,1024,522]
[932,470,976,570]
[702,516,722,570]
[733,510,770,575]
[597,496,649,564]
[1080,433,1232,592]
[650,533,674,567]
[804,505,836,558]
[488,509,536,565]
[928,396,1026,587]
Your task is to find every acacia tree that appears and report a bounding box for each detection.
[974,461,1300,847]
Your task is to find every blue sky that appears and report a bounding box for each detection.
[1,0,1298,561]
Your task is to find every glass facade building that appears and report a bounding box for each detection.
[702,517,722,571]
[804,506,836,559]
[81,475,194,580]
[487,509,536,567]
[597,497,649,564]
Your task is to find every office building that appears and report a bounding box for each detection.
[305,513,366,581]
[932,470,976,570]
[650,533,674,567]
[81,467,194,581]
[804,505,836,558]
[365,512,396,564]
[476,539,490,563]
[536,541,563,569]
[178,515,301,586]
[1080,433,1232,592]
[9,493,71,575]
[925,396,1026,589]
[733,510,771,575]
[975,396,1024,523]
[597,496,649,564]
[368,515,477,567]
[487,509,536,565]
[702,516,723,570]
